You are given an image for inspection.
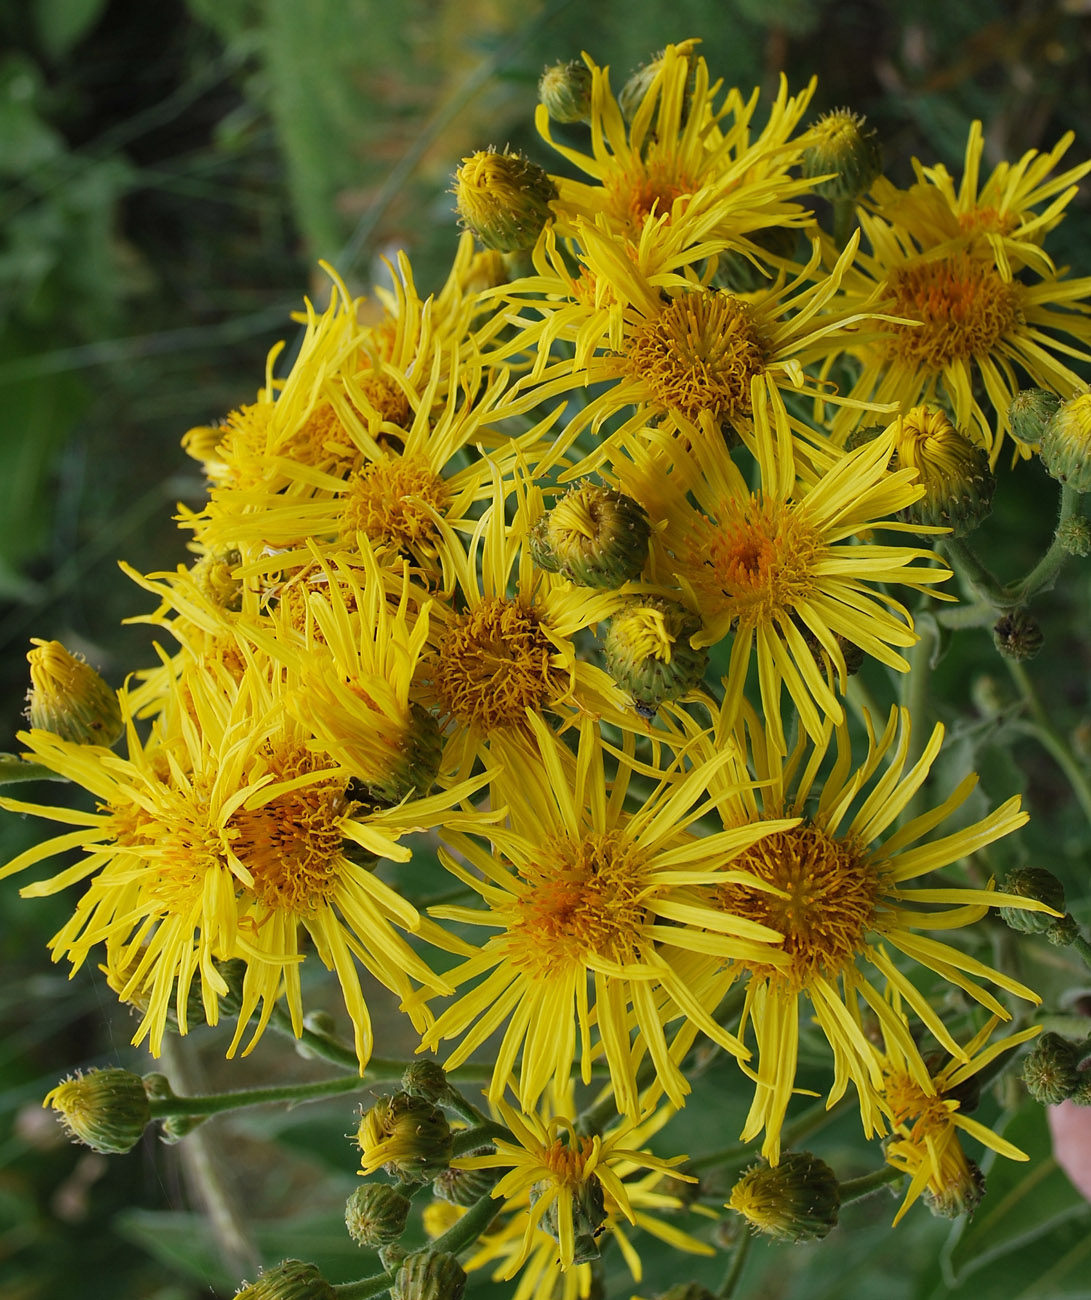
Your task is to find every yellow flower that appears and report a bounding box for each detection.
[634,405,950,752]
[662,703,1046,1162]
[414,713,796,1117]
[878,1011,1039,1223]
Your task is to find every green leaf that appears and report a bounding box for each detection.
[941,1100,1091,1285]
[34,0,109,62]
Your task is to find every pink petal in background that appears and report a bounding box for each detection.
[1048,1101,1091,1201]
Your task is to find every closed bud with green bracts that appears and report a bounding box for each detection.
[453,150,557,254]
[1041,391,1091,491]
[992,611,1043,662]
[379,1244,409,1274]
[533,483,651,588]
[924,1158,986,1219]
[43,1068,151,1155]
[618,40,699,125]
[1023,1032,1085,1104]
[401,1060,451,1105]
[345,1184,411,1248]
[802,109,882,200]
[25,639,122,747]
[357,1092,452,1183]
[433,1149,500,1206]
[1047,912,1080,946]
[884,407,994,537]
[391,1249,467,1300]
[1009,387,1062,447]
[233,1260,335,1300]
[727,1152,841,1242]
[603,597,708,714]
[534,1170,606,1263]
[999,867,1066,934]
[539,59,593,123]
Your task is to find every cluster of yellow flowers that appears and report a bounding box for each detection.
[7,38,1091,1298]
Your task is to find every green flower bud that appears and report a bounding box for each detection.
[603,597,708,715]
[727,1152,841,1242]
[532,483,651,588]
[234,1260,335,1300]
[1041,391,1091,492]
[345,1184,411,1248]
[433,1148,499,1206]
[401,1060,452,1105]
[43,1068,151,1155]
[539,59,593,123]
[534,1171,606,1263]
[1022,1032,1084,1104]
[454,150,557,254]
[992,610,1043,662]
[379,1244,409,1274]
[1009,387,1062,447]
[370,704,443,805]
[25,639,123,747]
[391,1249,467,1300]
[884,406,994,537]
[357,1092,452,1183]
[999,867,1066,934]
[802,109,882,200]
[618,40,699,125]
[1046,912,1080,946]
[1057,514,1091,557]
[923,1158,986,1219]
[708,224,801,294]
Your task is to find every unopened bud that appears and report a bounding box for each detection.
[534,1171,606,1263]
[391,1249,467,1300]
[539,59,593,123]
[802,109,882,200]
[1057,514,1091,557]
[1022,1032,1085,1104]
[1009,388,1061,447]
[1041,391,1091,492]
[454,150,557,254]
[885,407,994,536]
[999,867,1066,934]
[603,597,708,714]
[530,483,651,588]
[233,1260,335,1300]
[25,639,123,747]
[433,1149,499,1206]
[992,611,1043,662]
[1047,912,1080,946]
[727,1152,841,1242]
[618,40,699,125]
[43,1068,151,1155]
[345,1183,411,1247]
[357,1092,452,1183]
[401,1060,452,1105]
[924,1157,986,1219]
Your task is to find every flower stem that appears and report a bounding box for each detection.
[839,1163,903,1204]
[1006,659,1091,826]
[1007,485,1082,606]
[148,1073,366,1119]
[689,1096,852,1174]
[1070,933,1091,971]
[450,1122,510,1158]
[718,1226,751,1299]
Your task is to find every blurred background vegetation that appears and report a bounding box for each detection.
[3,1,1091,1296]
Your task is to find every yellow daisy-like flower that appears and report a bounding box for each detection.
[0,649,491,1066]
[662,703,1047,1162]
[866,120,1091,280]
[633,401,950,751]
[538,42,817,248]
[878,1010,1039,1223]
[453,1096,690,1279]
[414,713,796,1117]
[830,209,1091,464]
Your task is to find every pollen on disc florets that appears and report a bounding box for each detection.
[714,823,881,991]
[339,455,451,554]
[509,829,651,977]
[683,495,823,629]
[227,748,352,912]
[454,149,558,254]
[882,253,1021,368]
[432,596,563,733]
[627,290,767,427]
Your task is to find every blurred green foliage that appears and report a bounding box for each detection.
[3,1,1091,1296]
